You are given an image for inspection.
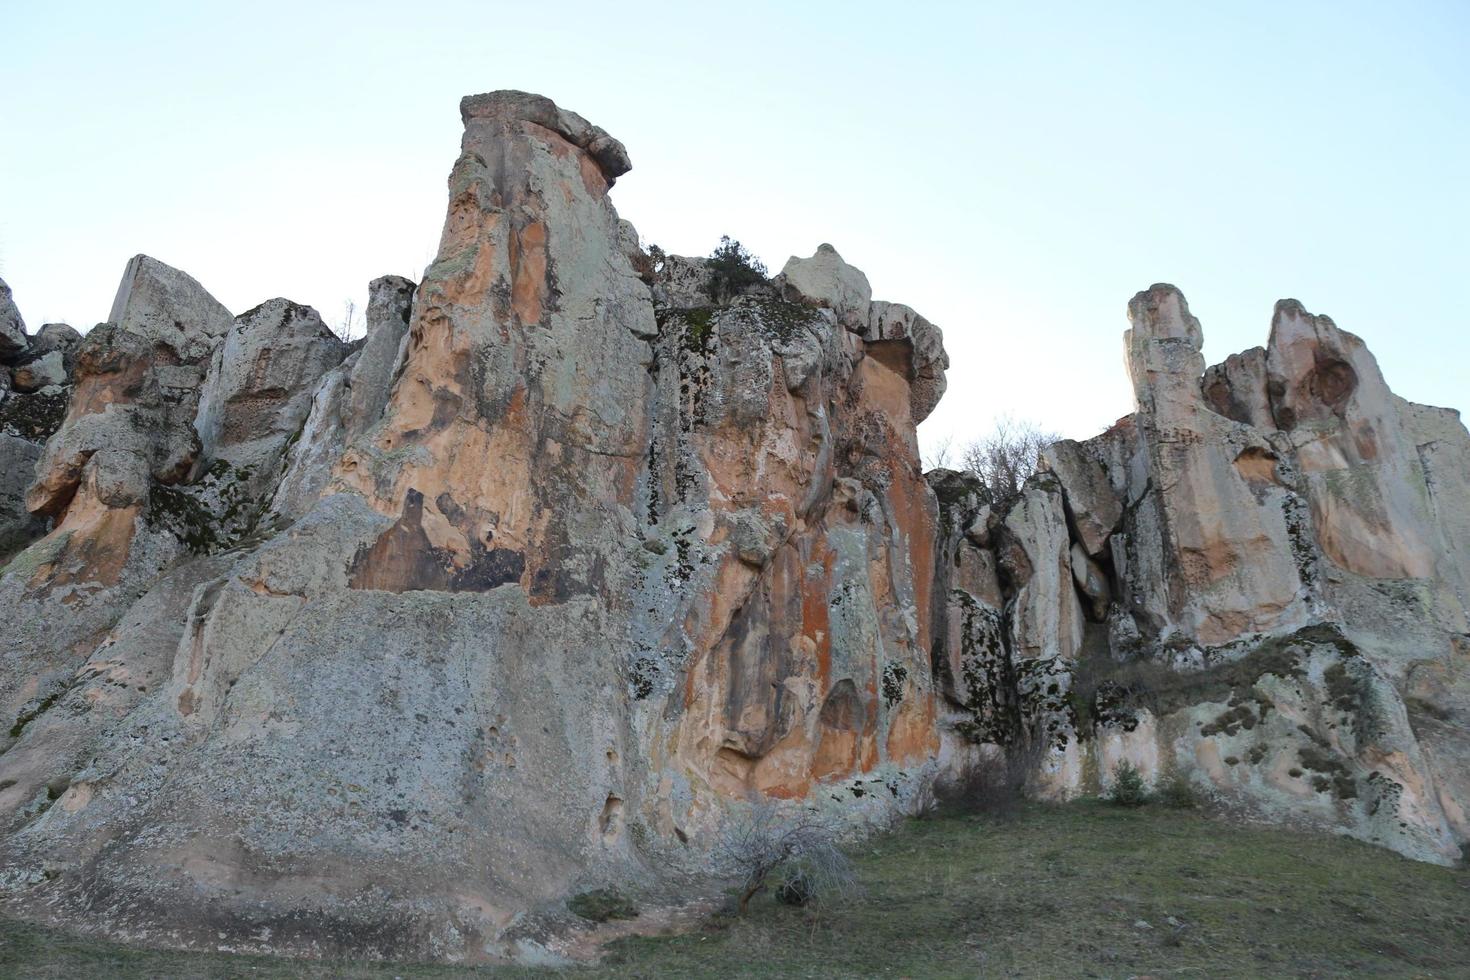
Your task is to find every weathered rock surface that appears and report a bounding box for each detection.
[781,243,871,332]
[1040,438,1121,557]
[1,89,1467,967]
[0,279,27,361]
[928,283,1470,867]
[28,257,233,524]
[0,297,78,561]
[0,91,951,962]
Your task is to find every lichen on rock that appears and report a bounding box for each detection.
[0,88,1467,968]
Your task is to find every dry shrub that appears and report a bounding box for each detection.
[940,730,1046,820]
[960,415,1061,505]
[715,799,857,914]
[905,773,939,820]
[1156,770,1202,809]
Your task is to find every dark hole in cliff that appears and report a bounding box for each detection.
[599,794,624,842]
[1312,357,1358,415]
[819,679,865,731]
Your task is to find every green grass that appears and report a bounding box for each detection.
[3,802,1467,978]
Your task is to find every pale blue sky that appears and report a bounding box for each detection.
[3,1,1466,453]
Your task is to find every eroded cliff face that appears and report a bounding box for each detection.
[1,89,1467,964]
[0,282,78,562]
[0,92,951,962]
[930,283,1470,866]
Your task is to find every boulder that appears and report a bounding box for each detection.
[194,299,348,474]
[781,243,871,332]
[1070,541,1110,620]
[29,257,234,524]
[865,300,949,423]
[0,277,26,362]
[108,254,233,361]
[31,322,83,357]
[1040,438,1121,557]
[9,351,67,393]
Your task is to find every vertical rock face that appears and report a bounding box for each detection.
[0,91,951,962]
[0,279,28,360]
[928,283,1470,867]
[1,89,1468,963]
[336,91,654,601]
[0,283,75,562]
[1123,285,1308,644]
[270,275,416,519]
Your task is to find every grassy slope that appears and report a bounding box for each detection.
[2,802,1466,979]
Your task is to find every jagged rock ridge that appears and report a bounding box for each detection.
[0,90,1466,964]
[0,91,953,961]
[929,284,1470,867]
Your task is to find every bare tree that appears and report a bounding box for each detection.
[960,414,1061,505]
[336,298,362,342]
[922,433,954,472]
[714,799,857,913]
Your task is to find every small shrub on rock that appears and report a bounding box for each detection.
[1156,771,1201,809]
[1107,760,1149,807]
[715,799,856,913]
[706,236,768,302]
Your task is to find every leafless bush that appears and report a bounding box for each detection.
[922,433,954,472]
[939,728,1047,820]
[336,298,363,342]
[960,415,1061,505]
[906,774,939,820]
[714,799,857,913]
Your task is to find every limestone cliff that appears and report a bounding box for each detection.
[0,90,1466,965]
[0,92,950,961]
[931,284,1470,867]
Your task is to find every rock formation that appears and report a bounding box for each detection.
[0,90,1466,965]
[0,282,77,561]
[931,284,1470,866]
[0,92,951,962]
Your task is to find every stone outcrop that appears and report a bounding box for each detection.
[0,282,77,562]
[0,279,27,360]
[928,283,1470,867]
[0,91,951,963]
[0,89,1467,966]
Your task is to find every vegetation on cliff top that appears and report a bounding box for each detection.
[3,801,1466,978]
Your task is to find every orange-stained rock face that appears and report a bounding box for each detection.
[654,293,942,801]
[316,95,948,810]
[6,90,1470,967]
[331,99,654,609]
